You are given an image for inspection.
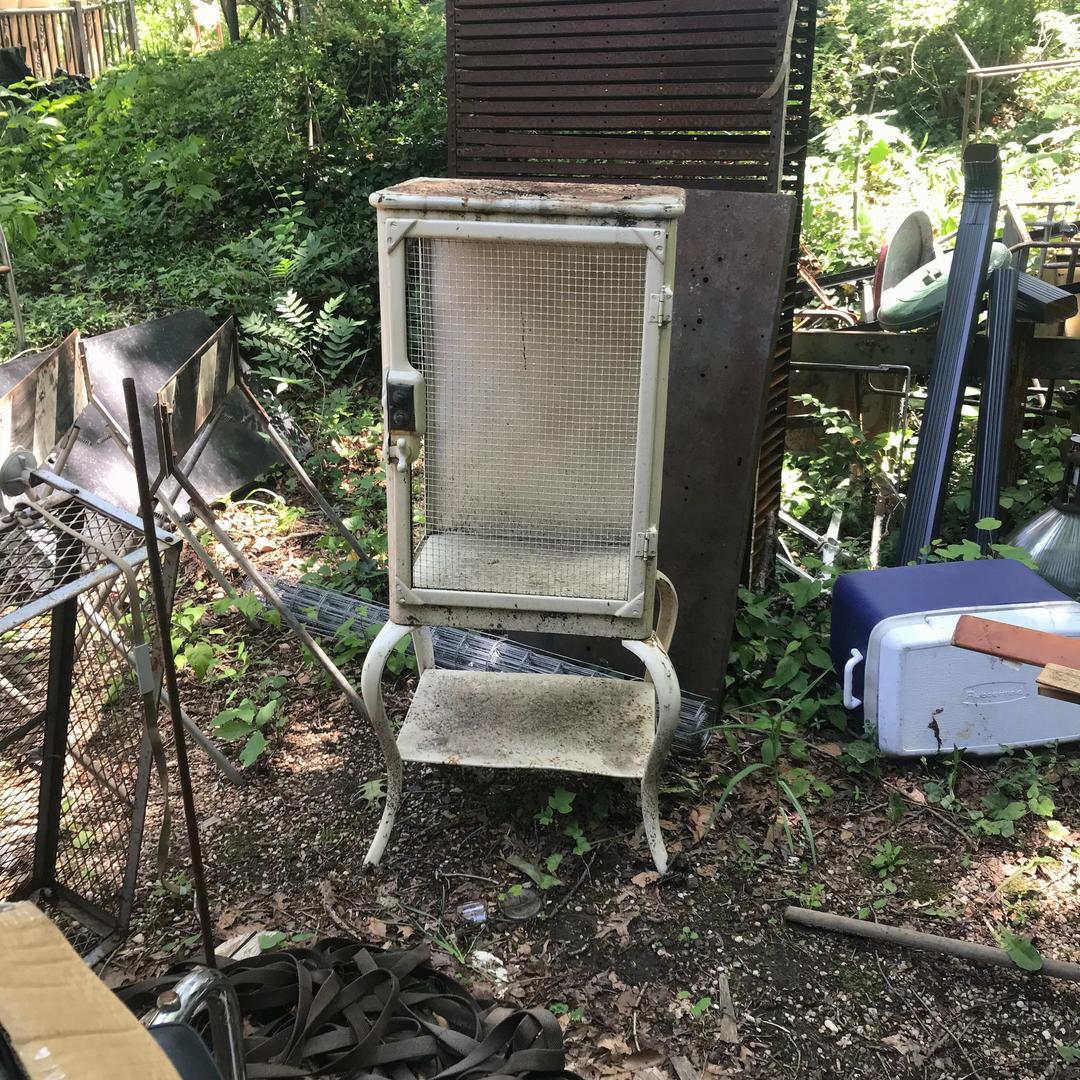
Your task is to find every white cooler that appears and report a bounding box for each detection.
[831,561,1080,755]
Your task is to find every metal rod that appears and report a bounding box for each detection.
[969,58,1080,76]
[122,378,216,969]
[155,398,372,738]
[33,597,78,893]
[898,144,1001,565]
[786,905,1080,982]
[0,224,24,353]
[971,264,1019,552]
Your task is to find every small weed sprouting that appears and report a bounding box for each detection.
[785,882,826,910]
[550,1003,585,1023]
[676,991,713,1019]
[869,840,907,879]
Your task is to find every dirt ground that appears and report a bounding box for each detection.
[105,510,1080,1080]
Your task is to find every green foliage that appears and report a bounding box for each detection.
[994,926,1043,971]
[785,881,827,909]
[727,575,845,729]
[549,1003,584,1023]
[806,4,1080,270]
[505,853,562,892]
[536,787,576,825]
[240,288,367,392]
[675,991,712,1019]
[258,929,313,951]
[919,520,1038,567]
[869,840,907,878]
[0,1,446,355]
[813,0,1080,138]
[923,748,1062,839]
[534,787,595,857]
[170,596,289,766]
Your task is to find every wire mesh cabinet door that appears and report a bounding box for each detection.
[373,181,684,638]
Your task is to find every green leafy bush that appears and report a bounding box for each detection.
[1,0,446,355]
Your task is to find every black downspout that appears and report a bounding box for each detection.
[971,263,1020,552]
[898,143,1002,565]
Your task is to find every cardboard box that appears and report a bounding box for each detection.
[0,903,179,1079]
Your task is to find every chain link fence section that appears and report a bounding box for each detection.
[0,494,177,959]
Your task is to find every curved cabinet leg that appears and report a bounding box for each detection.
[411,625,435,675]
[655,571,679,654]
[623,636,682,874]
[361,620,412,866]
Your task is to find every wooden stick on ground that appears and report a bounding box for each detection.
[784,906,1080,982]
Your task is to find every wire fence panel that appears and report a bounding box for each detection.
[0,495,175,958]
[406,236,646,602]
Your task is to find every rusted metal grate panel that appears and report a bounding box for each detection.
[446,0,817,584]
[448,0,795,191]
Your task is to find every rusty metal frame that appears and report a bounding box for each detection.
[957,34,1080,147]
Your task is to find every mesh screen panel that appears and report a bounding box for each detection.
[406,236,647,601]
[0,497,167,955]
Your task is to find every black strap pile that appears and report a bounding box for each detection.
[117,941,581,1079]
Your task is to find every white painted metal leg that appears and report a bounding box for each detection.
[623,636,682,874]
[411,626,435,675]
[361,620,412,866]
[655,571,679,653]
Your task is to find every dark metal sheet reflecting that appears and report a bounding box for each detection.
[522,188,795,703]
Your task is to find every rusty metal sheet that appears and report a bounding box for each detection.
[658,188,794,701]
[523,189,794,704]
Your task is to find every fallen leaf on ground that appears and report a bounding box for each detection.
[882,1032,926,1063]
[216,906,241,932]
[598,911,638,946]
[632,870,660,888]
[689,804,713,844]
[623,1049,665,1070]
[598,1034,633,1057]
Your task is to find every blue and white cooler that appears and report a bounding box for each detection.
[831,560,1080,755]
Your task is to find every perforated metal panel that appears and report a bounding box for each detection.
[406,236,647,602]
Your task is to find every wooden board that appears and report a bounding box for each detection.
[1036,664,1080,705]
[953,614,1080,669]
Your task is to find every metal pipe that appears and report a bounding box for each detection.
[123,378,216,969]
[898,144,1001,565]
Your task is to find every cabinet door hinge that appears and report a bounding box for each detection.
[648,287,672,325]
[633,528,658,559]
